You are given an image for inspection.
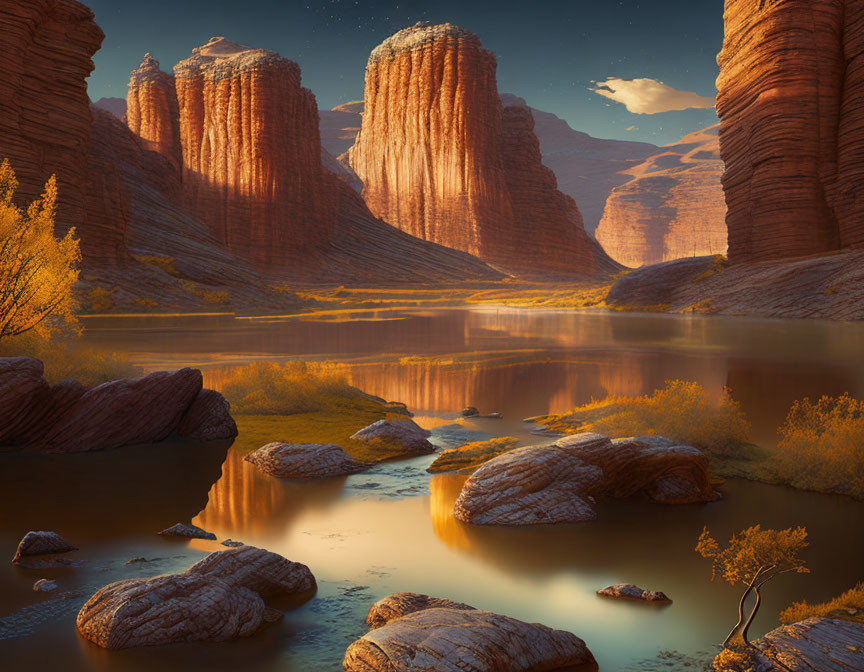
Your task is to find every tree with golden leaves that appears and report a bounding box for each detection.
[0,159,81,341]
[696,525,809,650]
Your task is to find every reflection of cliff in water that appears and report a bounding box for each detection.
[0,440,230,542]
[195,448,347,539]
[349,351,728,417]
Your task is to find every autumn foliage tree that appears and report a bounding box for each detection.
[0,159,81,341]
[696,525,809,650]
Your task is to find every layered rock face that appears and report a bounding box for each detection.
[596,125,727,267]
[349,23,615,278]
[717,0,864,263]
[0,0,129,265]
[174,37,336,267]
[126,54,181,171]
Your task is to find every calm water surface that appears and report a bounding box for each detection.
[2,308,863,671]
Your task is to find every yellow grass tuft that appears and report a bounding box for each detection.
[780,583,864,624]
[530,380,751,458]
[427,437,520,473]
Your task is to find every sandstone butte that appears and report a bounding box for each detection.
[348,22,618,279]
[172,37,337,267]
[595,125,728,268]
[717,0,864,264]
[0,0,129,266]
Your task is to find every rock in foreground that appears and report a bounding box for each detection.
[351,419,435,455]
[344,593,595,672]
[244,443,368,480]
[597,584,671,604]
[455,433,716,526]
[713,618,864,672]
[77,546,315,649]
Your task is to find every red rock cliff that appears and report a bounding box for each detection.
[126,54,181,172]
[595,125,727,268]
[174,37,336,268]
[348,23,615,278]
[0,0,127,264]
[717,0,864,263]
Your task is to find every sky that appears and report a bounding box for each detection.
[84,0,723,146]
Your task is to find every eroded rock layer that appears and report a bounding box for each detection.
[596,125,727,267]
[349,22,615,278]
[0,0,128,265]
[717,0,864,263]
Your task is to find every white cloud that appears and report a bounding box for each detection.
[625,125,639,132]
[592,78,715,115]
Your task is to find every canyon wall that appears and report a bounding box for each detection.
[0,0,127,265]
[717,0,864,263]
[595,125,727,267]
[126,54,181,172]
[349,23,616,278]
[173,37,336,268]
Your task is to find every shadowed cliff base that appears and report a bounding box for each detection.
[607,251,864,320]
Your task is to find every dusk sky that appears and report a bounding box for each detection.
[85,0,722,146]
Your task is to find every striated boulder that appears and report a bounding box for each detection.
[0,357,236,453]
[76,546,315,649]
[712,618,864,672]
[344,599,596,672]
[0,0,115,264]
[12,531,77,565]
[34,368,203,452]
[717,0,864,263]
[365,592,476,629]
[158,523,216,540]
[349,22,616,279]
[595,125,727,267]
[177,389,238,441]
[126,53,182,171]
[351,419,436,455]
[244,443,368,480]
[455,433,716,526]
[597,584,671,604]
[554,434,716,504]
[453,443,604,526]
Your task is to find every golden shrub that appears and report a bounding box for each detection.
[780,582,864,624]
[215,361,357,415]
[0,159,80,340]
[772,394,864,497]
[535,380,751,458]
